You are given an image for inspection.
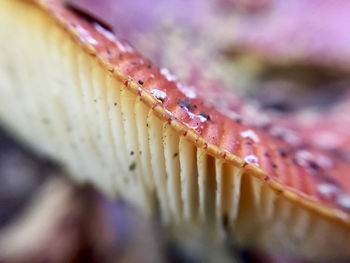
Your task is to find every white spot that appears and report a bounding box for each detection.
[295,150,313,167]
[244,155,259,166]
[115,40,127,53]
[317,183,339,199]
[315,154,334,168]
[164,109,174,118]
[160,68,177,82]
[220,109,243,123]
[177,83,197,98]
[94,22,115,41]
[270,126,302,146]
[337,195,350,211]
[86,37,97,45]
[240,129,260,143]
[74,25,97,45]
[151,89,167,101]
[187,111,207,123]
[198,114,207,123]
[295,150,334,169]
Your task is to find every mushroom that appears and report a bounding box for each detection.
[0,0,350,261]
